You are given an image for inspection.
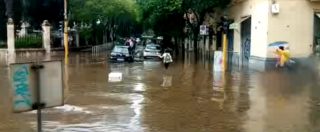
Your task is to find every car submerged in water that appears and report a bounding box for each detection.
[109,45,134,62]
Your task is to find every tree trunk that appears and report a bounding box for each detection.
[181,37,184,53]
[193,32,198,53]
[174,36,179,56]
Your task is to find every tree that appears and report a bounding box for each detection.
[138,0,231,54]
[0,0,63,41]
[182,0,231,52]
[137,0,185,50]
[69,0,141,45]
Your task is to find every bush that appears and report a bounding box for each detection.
[15,35,42,48]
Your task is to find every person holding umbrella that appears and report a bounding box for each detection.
[269,41,294,68]
[275,46,291,68]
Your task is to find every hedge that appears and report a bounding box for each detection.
[15,35,42,48]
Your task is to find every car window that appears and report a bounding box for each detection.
[146,45,160,50]
[113,46,129,54]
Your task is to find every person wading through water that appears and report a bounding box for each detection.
[159,49,173,69]
[275,46,292,68]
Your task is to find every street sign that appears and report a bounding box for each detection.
[10,64,35,112]
[200,25,209,35]
[229,23,239,30]
[10,61,64,113]
[39,61,64,108]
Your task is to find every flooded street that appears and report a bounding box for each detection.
[1,53,320,132]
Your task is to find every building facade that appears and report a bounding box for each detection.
[227,0,320,70]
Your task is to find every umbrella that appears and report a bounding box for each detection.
[268,41,288,47]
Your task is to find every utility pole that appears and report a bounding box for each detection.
[221,16,229,71]
[64,0,69,61]
[222,34,228,71]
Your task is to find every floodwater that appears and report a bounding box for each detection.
[1,52,320,132]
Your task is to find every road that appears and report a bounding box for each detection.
[0,53,320,132]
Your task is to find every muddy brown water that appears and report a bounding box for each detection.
[0,53,320,132]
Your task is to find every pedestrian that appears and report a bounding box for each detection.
[275,46,291,68]
[159,49,173,69]
[128,39,135,55]
[125,38,130,46]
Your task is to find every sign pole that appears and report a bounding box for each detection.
[31,64,44,132]
[222,33,228,71]
[10,61,64,132]
[64,0,69,64]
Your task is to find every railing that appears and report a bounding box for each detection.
[15,30,42,48]
[92,43,113,55]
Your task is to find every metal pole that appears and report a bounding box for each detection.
[222,33,228,71]
[64,0,69,60]
[36,67,42,132]
[32,64,44,132]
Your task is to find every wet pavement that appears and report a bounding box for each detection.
[1,53,320,132]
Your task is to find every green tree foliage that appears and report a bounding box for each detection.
[138,0,231,50]
[182,0,231,51]
[70,0,141,44]
[138,0,183,35]
[15,35,42,48]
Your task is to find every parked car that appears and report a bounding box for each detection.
[143,44,161,59]
[110,45,133,62]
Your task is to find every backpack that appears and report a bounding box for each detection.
[164,53,173,63]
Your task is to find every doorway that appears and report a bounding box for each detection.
[228,29,234,66]
[240,17,251,66]
[313,13,320,55]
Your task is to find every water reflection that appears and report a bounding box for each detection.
[161,75,172,87]
[241,70,317,132]
[129,94,145,131]
[63,57,70,103]
[134,83,145,92]
[211,72,226,110]
[0,53,320,131]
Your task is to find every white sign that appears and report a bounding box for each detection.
[271,4,280,14]
[108,72,123,82]
[213,51,223,72]
[229,23,239,30]
[10,61,64,113]
[200,25,209,35]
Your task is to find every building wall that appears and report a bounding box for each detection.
[228,0,270,58]
[267,0,320,58]
[228,0,252,54]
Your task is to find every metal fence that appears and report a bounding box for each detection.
[92,43,113,56]
[15,30,42,48]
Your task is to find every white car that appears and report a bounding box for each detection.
[143,44,161,58]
